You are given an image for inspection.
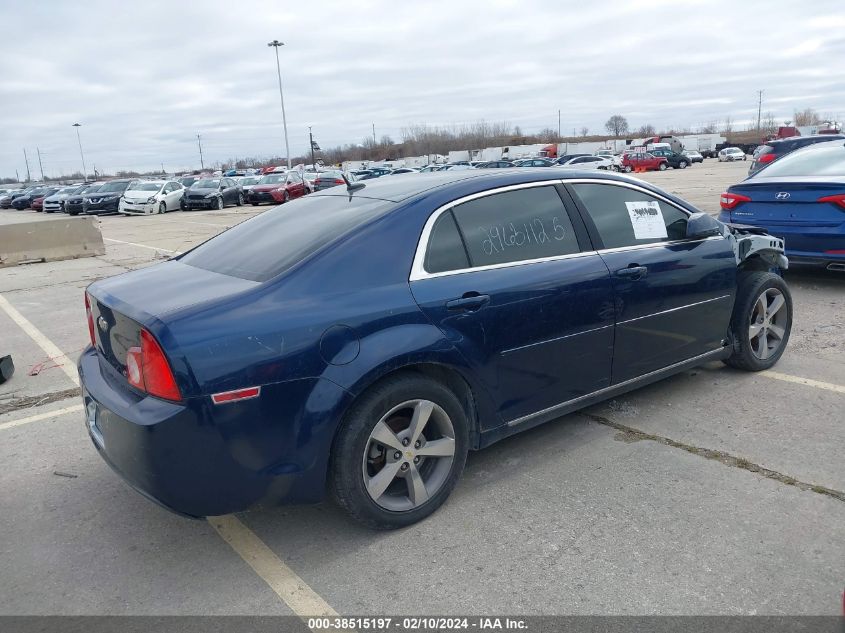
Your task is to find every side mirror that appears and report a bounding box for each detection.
[686,212,723,239]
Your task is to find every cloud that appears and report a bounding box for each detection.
[1,0,843,177]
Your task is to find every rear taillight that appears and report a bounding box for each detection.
[84,293,96,347]
[719,192,752,210]
[126,329,181,401]
[757,153,776,164]
[818,193,845,210]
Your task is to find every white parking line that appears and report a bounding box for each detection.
[0,294,79,386]
[760,370,845,394]
[210,515,340,622]
[176,221,233,228]
[103,238,181,254]
[0,404,83,432]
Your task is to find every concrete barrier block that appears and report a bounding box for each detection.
[0,217,105,267]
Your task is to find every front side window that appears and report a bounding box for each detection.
[448,186,580,268]
[571,183,688,249]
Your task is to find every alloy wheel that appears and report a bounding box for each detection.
[362,399,456,512]
[749,288,788,360]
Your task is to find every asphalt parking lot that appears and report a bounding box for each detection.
[1,160,843,617]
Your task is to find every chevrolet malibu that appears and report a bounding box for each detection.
[80,170,792,529]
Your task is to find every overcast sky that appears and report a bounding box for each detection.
[1,0,843,178]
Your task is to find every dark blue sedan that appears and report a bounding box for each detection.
[720,139,845,271]
[80,169,792,528]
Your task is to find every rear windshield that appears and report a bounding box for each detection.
[179,194,393,281]
[757,142,845,177]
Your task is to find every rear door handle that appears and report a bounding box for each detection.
[446,293,490,312]
[615,265,648,280]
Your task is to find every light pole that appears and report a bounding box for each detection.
[72,123,88,180]
[267,40,291,169]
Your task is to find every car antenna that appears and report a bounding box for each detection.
[341,172,366,192]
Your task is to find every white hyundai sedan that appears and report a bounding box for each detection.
[120,180,185,215]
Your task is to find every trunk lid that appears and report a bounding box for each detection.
[88,260,259,377]
[727,179,845,226]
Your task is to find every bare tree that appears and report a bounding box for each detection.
[537,128,559,143]
[793,108,821,126]
[604,115,629,136]
[762,112,778,135]
[579,126,589,137]
[700,121,717,134]
[637,124,656,136]
[722,116,734,134]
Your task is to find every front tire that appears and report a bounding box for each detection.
[724,272,792,371]
[215,196,224,210]
[159,202,166,214]
[330,374,469,530]
[658,162,667,171]
[678,161,688,169]
[237,192,244,206]
[624,165,632,173]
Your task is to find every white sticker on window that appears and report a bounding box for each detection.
[625,201,668,240]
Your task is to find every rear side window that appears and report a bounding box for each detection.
[180,195,392,281]
[450,186,580,267]
[571,183,688,249]
[756,142,845,177]
[425,211,470,273]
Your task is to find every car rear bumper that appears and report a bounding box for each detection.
[718,211,845,265]
[78,347,349,517]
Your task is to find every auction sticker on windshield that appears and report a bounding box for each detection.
[625,200,668,240]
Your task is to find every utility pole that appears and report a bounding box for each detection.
[558,110,561,138]
[72,123,87,180]
[267,40,292,169]
[161,162,165,175]
[372,123,377,146]
[308,127,316,170]
[23,149,31,182]
[197,134,205,170]
[756,90,763,133]
[37,147,45,180]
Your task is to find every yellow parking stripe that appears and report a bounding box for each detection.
[0,404,83,432]
[760,370,845,394]
[209,515,339,618]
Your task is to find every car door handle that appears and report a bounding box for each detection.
[446,293,490,312]
[615,265,648,280]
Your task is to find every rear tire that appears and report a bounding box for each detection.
[724,272,792,371]
[624,165,632,173]
[330,374,469,530]
[679,161,688,169]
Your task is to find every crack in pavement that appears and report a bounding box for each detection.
[584,412,845,504]
[0,388,81,415]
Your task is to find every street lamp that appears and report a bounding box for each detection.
[267,40,291,169]
[72,123,88,181]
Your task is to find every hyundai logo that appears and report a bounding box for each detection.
[776,192,790,200]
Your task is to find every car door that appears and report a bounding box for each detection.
[409,182,615,427]
[566,181,736,384]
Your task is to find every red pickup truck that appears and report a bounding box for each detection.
[621,152,668,173]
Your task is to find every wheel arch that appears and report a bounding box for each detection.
[332,360,486,451]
